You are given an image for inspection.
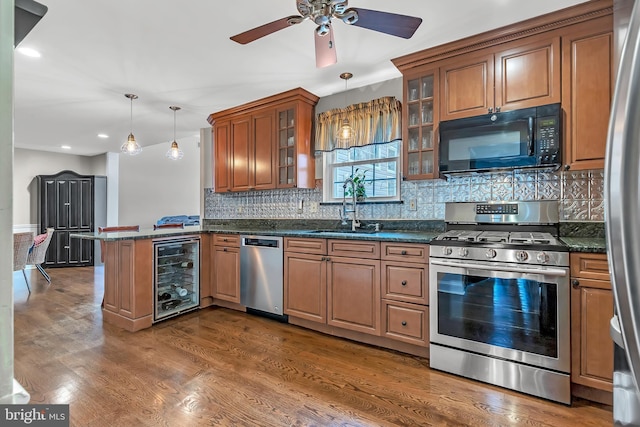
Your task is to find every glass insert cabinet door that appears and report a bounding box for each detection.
[278,108,296,187]
[154,237,200,321]
[405,69,437,179]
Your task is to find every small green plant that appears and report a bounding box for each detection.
[345,168,369,201]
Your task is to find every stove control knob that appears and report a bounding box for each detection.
[459,247,469,257]
[442,247,453,256]
[485,249,497,259]
[515,251,529,262]
[537,252,550,264]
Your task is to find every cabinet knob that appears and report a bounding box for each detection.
[572,279,580,288]
[401,280,407,286]
[401,250,407,255]
[564,164,571,171]
[325,257,330,262]
[495,107,501,113]
[401,321,407,326]
[223,248,228,252]
[488,108,493,113]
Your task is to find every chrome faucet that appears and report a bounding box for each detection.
[340,177,361,231]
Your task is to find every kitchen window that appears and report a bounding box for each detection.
[322,140,401,202]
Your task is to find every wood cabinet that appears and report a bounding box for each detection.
[213,121,231,192]
[403,67,438,180]
[440,35,561,122]
[392,1,612,177]
[380,242,429,347]
[284,238,381,335]
[212,234,241,303]
[199,233,214,308]
[570,252,614,397]
[33,170,102,267]
[208,88,319,192]
[102,238,153,332]
[327,255,381,335]
[561,16,613,171]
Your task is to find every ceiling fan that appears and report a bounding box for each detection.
[230,0,423,68]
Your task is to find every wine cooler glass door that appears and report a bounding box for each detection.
[154,237,200,321]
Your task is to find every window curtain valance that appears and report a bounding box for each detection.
[315,96,402,153]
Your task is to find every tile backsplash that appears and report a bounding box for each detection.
[204,169,605,222]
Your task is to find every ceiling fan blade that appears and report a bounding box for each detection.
[315,27,337,68]
[350,8,422,39]
[230,16,302,44]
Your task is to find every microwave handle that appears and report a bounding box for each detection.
[527,116,534,156]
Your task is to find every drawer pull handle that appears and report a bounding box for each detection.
[401,321,407,326]
[401,280,407,286]
[401,250,407,255]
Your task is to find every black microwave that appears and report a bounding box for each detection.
[438,103,561,174]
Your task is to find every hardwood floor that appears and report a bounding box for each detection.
[13,267,612,426]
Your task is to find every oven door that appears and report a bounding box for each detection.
[429,257,570,373]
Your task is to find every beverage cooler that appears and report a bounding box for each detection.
[153,237,200,322]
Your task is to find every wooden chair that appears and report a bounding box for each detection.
[153,223,184,230]
[98,225,140,262]
[14,232,34,293]
[24,228,54,286]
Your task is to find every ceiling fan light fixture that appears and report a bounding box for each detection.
[340,9,358,25]
[166,106,184,161]
[316,24,330,36]
[121,93,142,156]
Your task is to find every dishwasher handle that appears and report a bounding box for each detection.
[243,237,280,248]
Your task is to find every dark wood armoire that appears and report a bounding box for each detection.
[32,170,106,267]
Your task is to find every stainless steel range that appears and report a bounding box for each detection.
[429,200,570,404]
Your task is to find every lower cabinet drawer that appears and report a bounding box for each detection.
[382,300,428,347]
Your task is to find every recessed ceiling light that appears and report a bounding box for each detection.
[97,133,109,138]
[17,47,41,58]
[61,145,71,150]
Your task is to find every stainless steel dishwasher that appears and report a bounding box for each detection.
[240,235,286,321]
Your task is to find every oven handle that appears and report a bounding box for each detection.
[429,259,568,277]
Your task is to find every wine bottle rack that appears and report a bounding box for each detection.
[153,236,200,321]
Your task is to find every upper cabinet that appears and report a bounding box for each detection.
[561,16,613,171]
[440,35,561,122]
[403,67,439,179]
[392,0,613,178]
[208,88,319,192]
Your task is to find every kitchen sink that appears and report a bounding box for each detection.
[305,228,379,235]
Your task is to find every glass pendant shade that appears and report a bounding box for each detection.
[121,133,142,155]
[166,141,184,160]
[336,118,354,147]
[121,94,142,155]
[167,105,183,160]
[335,72,354,146]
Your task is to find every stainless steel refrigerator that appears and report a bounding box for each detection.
[607,0,640,424]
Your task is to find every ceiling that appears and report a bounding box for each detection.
[13,0,589,156]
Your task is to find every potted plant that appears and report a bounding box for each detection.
[345,168,368,201]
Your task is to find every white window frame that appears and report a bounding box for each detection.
[322,141,402,203]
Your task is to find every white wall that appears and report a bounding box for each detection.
[315,77,402,114]
[118,140,200,228]
[13,148,106,225]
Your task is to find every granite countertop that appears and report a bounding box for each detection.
[70,220,606,251]
[559,237,606,253]
[70,226,206,241]
[70,226,441,244]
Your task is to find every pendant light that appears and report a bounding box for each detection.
[335,72,354,147]
[166,106,184,160]
[121,93,142,155]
